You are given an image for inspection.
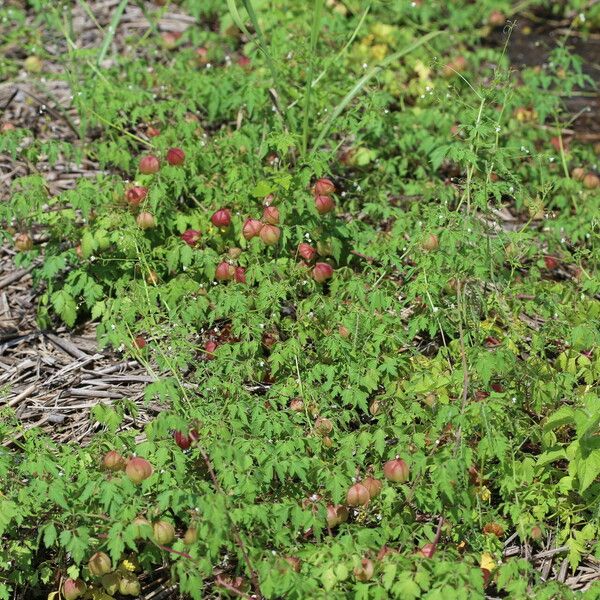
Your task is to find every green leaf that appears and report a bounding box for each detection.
[52,290,77,327]
[544,406,576,431]
[251,180,275,198]
[576,450,600,493]
[43,522,57,548]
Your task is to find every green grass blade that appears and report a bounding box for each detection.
[301,0,324,156]
[96,0,129,67]
[311,30,444,153]
[241,0,279,83]
[226,0,253,39]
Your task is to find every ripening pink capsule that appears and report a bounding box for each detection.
[263,205,280,225]
[234,266,246,283]
[315,195,335,215]
[312,177,335,196]
[242,219,263,240]
[125,186,148,207]
[173,429,198,450]
[136,211,155,230]
[211,208,232,228]
[181,229,201,247]
[418,543,436,558]
[215,261,235,281]
[139,155,160,174]
[312,262,333,283]
[166,147,185,166]
[383,457,409,483]
[346,483,370,506]
[203,340,218,359]
[326,504,348,528]
[102,450,125,472]
[259,224,281,245]
[62,578,86,600]
[88,551,112,576]
[125,457,153,484]
[354,558,374,582]
[298,243,316,262]
[362,477,382,498]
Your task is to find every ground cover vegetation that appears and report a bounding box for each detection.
[0,0,599,598]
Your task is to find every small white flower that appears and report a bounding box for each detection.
[362,63,368,69]
[206,63,212,69]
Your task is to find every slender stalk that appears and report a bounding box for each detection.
[241,0,280,87]
[302,0,324,156]
[311,31,444,153]
[97,0,129,66]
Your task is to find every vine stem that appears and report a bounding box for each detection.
[453,280,470,455]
